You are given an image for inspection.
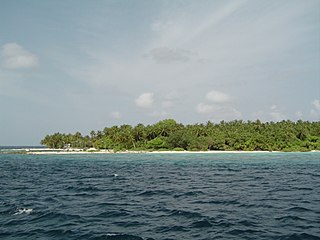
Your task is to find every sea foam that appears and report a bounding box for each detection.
[14,208,33,215]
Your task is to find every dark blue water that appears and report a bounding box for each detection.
[1,152,319,240]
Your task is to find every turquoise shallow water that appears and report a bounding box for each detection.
[0,152,320,240]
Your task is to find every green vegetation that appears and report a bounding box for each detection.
[40,119,320,152]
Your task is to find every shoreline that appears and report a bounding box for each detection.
[8,149,320,155]
[1,148,319,155]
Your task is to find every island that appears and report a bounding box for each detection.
[39,119,320,153]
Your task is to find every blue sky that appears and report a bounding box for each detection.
[0,0,319,145]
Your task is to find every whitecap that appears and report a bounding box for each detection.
[14,208,33,215]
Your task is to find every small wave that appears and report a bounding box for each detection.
[227,168,241,172]
[279,233,320,240]
[113,221,143,227]
[208,199,240,205]
[92,233,146,240]
[138,190,170,196]
[13,208,33,215]
[238,203,256,208]
[310,173,320,178]
[97,202,118,207]
[156,225,189,233]
[227,228,262,235]
[0,231,10,238]
[184,190,203,196]
[269,187,293,193]
[214,219,233,227]
[97,210,130,218]
[192,199,239,205]
[43,197,59,203]
[237,219,259,227]
[190,219,213,228]
[73,192,99,197]
[275,215,306,222]
[174,191,204,198]
[168,209,203,218]
[46,229,75,237]
[285,206,312,212]
[292,187,313,191]
[96,202,133,207]
[66,185,103,192]
[30,211,84,223]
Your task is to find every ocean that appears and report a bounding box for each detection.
[0,152,319,240]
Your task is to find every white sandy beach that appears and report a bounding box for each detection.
[7,148,319,155]
[25,149,282,155]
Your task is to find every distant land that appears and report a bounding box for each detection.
[39,119,320,152]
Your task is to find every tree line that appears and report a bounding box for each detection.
[40,119,320,152]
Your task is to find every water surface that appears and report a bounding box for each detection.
[1,152,319,240]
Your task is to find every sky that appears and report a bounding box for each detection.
[0,0,319,145]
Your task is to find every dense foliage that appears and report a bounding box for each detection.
[41,119,320,152]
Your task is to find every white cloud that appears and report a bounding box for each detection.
[206,90,230,103]
[148,110,168,118]
[269,105,286,121]
[312,99,320,111]
[196,103,214,114]
[197,90,241,120]
[135,92,154,108]
[196,102,241,120]
[310,99,320,119]
[1,43,38,69]
[110,111,121,119]
[216,106,242,120]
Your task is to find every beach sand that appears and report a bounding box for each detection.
[25,149,279,155]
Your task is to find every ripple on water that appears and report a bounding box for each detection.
[168,209,203,219]
[0,153,320,240]
[279,233,320,240]
[190,219,213,228]
[89,233,146,240]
